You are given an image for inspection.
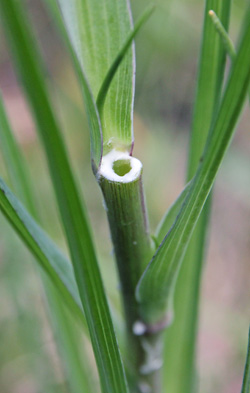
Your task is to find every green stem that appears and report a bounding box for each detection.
[97,149,162,393]
[208,10,236,59]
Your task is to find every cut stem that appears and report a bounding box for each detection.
[97,150,162,393]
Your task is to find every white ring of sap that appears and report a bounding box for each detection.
[98,150,142,183]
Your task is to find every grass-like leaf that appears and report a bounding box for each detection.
[0,178,84,323]
[0,1,129,392]
[209,9,236,59]
[137,15,250,325]
[48,287,93,393]
[96,4,155,118]
[43,0,103,172]
[44,1,153,172]
[155,182,191,245]
[161,1,231,392]
[0,95,37,217]
[0,96,93,393]
[57,0,135,157]
[209,8,250,104]
[241,327,250,393]
[187,0,231,177]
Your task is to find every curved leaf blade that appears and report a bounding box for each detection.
[0,94,37,217]
[161,1,231,392]
[137,17,250,325]
[57,0,135,156]
[155,182,191,245]
[187,0,231,177]
[0,95,94,393]
[0,177,84,322]
[43,0,103,172]
[209,9,236,59]
[96,4,154,118]
[0,2,129,392]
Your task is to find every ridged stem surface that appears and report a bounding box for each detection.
[98,150,162,393]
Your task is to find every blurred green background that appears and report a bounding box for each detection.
[0,0,249,392]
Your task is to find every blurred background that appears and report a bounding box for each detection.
[0,0,249,392]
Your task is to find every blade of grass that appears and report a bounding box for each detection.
[0,2,129,392]
[159,1,231,392]
[156,2,231,392]
[0,94,37,218]
[48,284,94,393]
[0,95,93,393]
[208,10,235,59]
[241,327,250,393]
[187,0,231,178]
[43,0,103,172]
[0,177,84,322]
[209,9,250,104]
[137,12,250,325]
[44,0,153,171]
[57,0,135,156]
[155,182,191,246]
[96,4,154,118]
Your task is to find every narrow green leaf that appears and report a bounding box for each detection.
[57,0,135,156]
[0,177,84,322]
[48,286,93,393]
[209,9,236,59]
[161,2,231,392]
[187,0,231,177]
[137,15,250,325]
[44,1,153,171]
[96,4,155,118]
[0,2,129,392]
[43,0,103,172]
[0,95,93,393]
[0,95,37,217]
[209,9,250,105]
[155,182,191,245]
[241,327,250,393]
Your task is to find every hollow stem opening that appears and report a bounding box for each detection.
[113,159,132,177]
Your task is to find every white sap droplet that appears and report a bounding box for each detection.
[133,320,147,336]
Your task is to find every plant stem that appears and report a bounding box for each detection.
[98,149,162,393]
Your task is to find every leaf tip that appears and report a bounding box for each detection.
[208,9,215,17]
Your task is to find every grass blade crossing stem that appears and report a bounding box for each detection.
[0,1,129,392]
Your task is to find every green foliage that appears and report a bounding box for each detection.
[57,0,135,159]
[0,1,128,392]
[0,0,249,392]
[161,1,231,391]
[96,4,155,121]
[0,176,84,323]
[0,95,37,217]
[137,13,250,324]
[0,85,93,393]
